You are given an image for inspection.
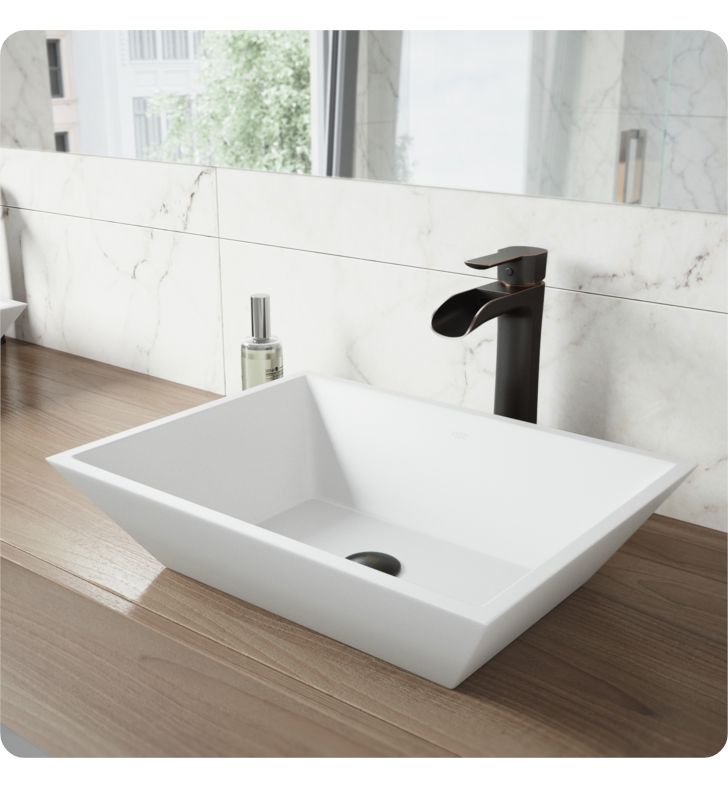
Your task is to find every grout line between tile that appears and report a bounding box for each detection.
[218,237,728,317]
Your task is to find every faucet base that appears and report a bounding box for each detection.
[494,284,544,423]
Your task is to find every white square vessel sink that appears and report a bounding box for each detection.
[48,374,692,687]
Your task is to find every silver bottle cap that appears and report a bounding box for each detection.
[251,293,271,341]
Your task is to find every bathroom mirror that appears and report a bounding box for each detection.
[1,30,726,213]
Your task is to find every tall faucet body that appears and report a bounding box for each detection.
[431,247,547,424]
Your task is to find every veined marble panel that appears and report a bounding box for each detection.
[220,240,727,531]
[4,208,224,392]
[217,167,727,312]
[527,109,621,204]
[619,31,673,116]
[530,31,625,116]
[355,31,403,126]
[0,32,54,151]
[661,115,727,214]
[668,31,728,118]
[0,149,217,236]
[620,31,728,119]
[354,121,404,182]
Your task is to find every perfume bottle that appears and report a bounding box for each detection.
[241,294,283,390]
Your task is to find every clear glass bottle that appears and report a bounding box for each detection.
[241,294,283,390]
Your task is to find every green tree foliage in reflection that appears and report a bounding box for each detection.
[153,31,310,173]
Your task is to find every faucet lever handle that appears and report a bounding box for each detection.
[465,246,547,287]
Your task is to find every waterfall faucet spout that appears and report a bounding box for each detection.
[432,246,547,423]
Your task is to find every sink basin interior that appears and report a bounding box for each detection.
[75,375,674,607]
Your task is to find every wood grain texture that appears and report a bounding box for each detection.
[1,548,449,756]
[1,339,726,756]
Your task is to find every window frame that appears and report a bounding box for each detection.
[128,30,158,61]
[54,131,69,152]
[47,38,64,98]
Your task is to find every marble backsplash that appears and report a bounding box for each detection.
[215,166,727,312]
[1,148,726,531]
[3,208,224,392]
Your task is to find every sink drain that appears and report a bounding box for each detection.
[346,551,401,576]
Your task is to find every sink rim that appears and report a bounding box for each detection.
[47,372,694,626]
[0,299,26,334]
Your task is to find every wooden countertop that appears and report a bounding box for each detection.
[1,339,725,757]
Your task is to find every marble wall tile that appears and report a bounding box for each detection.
[529,30,726,213]
[668,31,728,118]
[615,31,727,215]
[354,121,403,182]
[0,32,55,151]
[0,148,218,236]
[619,31,673,116]
[4,208,224,392]
[660,115,727,214]
[355,32,403,126]
[528,109,621,204]
[572,32,626,113]
[217,167,727,312]
[220,240,727,530]
[562,111,619,203]
[530,31,625,116]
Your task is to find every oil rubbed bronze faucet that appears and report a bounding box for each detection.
[431,246,547,424]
